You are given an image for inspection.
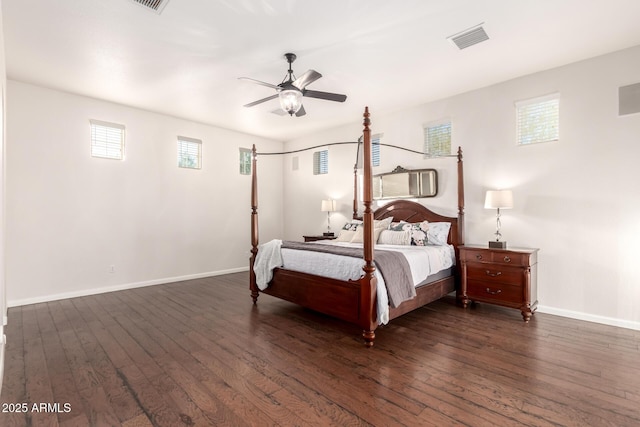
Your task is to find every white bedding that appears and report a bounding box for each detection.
[255,240,455,325]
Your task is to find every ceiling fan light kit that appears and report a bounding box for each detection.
[239,52,347,117]
[279,88,303,115]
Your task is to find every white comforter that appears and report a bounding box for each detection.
[254,240,455,325]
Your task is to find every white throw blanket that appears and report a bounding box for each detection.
[254,239,283,290]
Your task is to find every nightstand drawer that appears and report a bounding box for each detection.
[467,265,522,285]
[461,248,529,266]
[467,281,522,305]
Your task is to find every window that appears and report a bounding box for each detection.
[90,120,124,160]
[372,134,381,167]
[313,150,328,175]
[516,93,559,145]
[423,121,451,157]
[177,136,202,169]
[239,148,252,175]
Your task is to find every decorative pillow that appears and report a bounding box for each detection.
[378,230,411,245]
[373,217,393,230]
[426,222,451,246]
[389,220,429,246]
[340,220,362,232]
[336,229,356,242]
[350,225,385,243]
[389,220,451,246]
[335,220,363,241]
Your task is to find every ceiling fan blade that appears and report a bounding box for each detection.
[293,70,322,90]
[303,90,347,103]
[295,104,306,117]
[243,94,279,108]
[238,77,280,90]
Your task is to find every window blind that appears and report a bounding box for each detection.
[372,134,381,167]
[313,150,328,175]
[424,122,451,157]
[178,136,202,169]
[516,94,559,145]
[239,148,251,175]
[90,120,124,160]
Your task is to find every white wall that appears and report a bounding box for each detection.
[0,0,7,393]
[283,45,640,330]
[6,81,283,305]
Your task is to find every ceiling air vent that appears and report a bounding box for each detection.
[448,24,489,50]
[130,0,170,14]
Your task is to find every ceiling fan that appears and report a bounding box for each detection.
[239,53,347,117]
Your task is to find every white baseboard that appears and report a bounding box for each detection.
[7,267,249,308]
[537,305,640,331]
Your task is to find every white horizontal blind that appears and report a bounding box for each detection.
[372,134,381,167]
[313,150,328,175]
[90,120,124,160]
[177,136,202,169]
[239,148,251,175]
[423,122,451,157]
[516,94,559,145]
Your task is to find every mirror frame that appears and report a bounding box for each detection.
[373,166,438,200]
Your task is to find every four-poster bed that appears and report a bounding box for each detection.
[249,107,465,346]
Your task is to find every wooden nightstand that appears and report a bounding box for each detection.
[303,235,337,242]
[459,245,539,322]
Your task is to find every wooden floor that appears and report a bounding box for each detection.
[1,272,639,426]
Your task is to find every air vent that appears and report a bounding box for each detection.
[449,24,489,50]
[130,0,170,14]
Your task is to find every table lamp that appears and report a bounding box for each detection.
[484,190,513,249]
[321,199,337,236]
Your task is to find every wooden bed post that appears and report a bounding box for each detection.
[249,144,260,304]
[353,164,359,220]
[361,107,377,347]
[457,146,465,245]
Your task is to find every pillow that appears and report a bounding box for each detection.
[340,220,362,232]
[350,225,385,243]
[335,230,356,242]
[374,217,393,230]
[335,220,363,242]
[426,222,451,246]
[378,229,411,245]
[389,220,451,246]
[389,220,429,246]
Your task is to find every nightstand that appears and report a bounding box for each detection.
[303,235,337,242]
[459,245,539,322]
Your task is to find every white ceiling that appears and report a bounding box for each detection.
[4,0,640,141]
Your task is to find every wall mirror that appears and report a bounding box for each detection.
[372,166,438,199]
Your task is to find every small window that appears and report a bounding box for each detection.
[313,150,328,175]
[177,136,202,169]
[372,134,381,167]
[90,119,124,160]
[423,121,451,157]
[239,148,252,175]
[516,94,559,145]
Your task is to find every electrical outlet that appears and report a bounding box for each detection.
[109,265,115,273]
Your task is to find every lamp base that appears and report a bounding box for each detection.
[323,232,335,237]
[489,240,507,249]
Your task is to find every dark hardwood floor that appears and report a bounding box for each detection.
[1,272,639,426]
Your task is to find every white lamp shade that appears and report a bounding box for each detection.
[321,199,336,212]
[484,190,513,209]
[279,89,302,115]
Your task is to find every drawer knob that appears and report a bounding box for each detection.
[476,254,483,260]
[486,288,502,295]
[504,256,511,263]
[485,270,502,277]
